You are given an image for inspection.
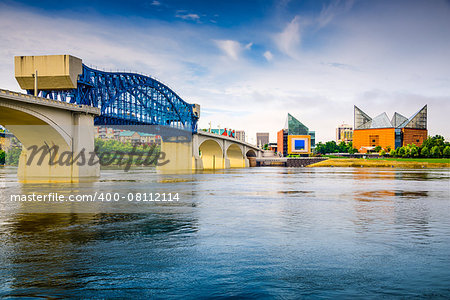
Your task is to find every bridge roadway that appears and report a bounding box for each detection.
[0,89,262,181]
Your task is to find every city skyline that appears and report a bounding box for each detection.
[0,0,449,143]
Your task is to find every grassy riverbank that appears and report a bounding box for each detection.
[309,158,450,168]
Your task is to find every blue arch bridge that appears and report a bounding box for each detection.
[0,55,261,181]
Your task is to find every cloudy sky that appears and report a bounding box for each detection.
[0,0,449,143]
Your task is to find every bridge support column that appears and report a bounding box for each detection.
[223,140,230,169]
[11,115,99,182]
[192,134,203,170]
[243,146,250,168]
[158,137,193,173]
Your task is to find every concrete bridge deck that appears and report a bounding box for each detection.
[0,89,100,115]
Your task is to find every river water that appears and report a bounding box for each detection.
[0,166,449,298]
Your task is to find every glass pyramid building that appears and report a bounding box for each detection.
[284,113,315,147]
[354,105,427,130]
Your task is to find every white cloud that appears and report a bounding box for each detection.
[151,0,160,6]
[274,16,302,59]
[317,0,355,28]
[214,40,250,60]
[175,12,200,21]
[263,51,273,61]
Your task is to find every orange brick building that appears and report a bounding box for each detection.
[353,105,427,153]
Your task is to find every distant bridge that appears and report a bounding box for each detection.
[1,54,261,181]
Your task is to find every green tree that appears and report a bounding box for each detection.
[420,146,429,157]
[430,146,441,158]
[422,135,445,150]
[338,141,348,153]
[443,146,450,158]
[349,147,358,154]
[389,149,396,157]
[0,150,5,165]
[5,147,21,166]
[374,146,382,152]
[379,149,386,156]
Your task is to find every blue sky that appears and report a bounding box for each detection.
[0,0,449,143]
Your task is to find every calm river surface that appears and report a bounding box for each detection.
[0,167,449,298]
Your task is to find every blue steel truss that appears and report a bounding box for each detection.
[30,65,198,133]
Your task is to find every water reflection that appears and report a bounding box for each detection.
[0,167,449,298]
[1,211,199,297]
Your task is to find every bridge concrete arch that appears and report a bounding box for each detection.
[0,90,100,182]
[0,102,73,149]
[186,131,262,171]
[226,143,245,168]
[198,139,224,170]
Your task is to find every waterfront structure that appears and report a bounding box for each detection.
[0,127,8,150]
[268,142,278,152]
[95,126,121,140]
[118,130,161,146]
[0,128,19,150]
[235,130,245,142]
[277,114,315,156]
[336,123,353,143]
[256,132,269,147]
[353,105,427,153]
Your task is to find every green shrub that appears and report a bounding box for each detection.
[443,146,450,158]
[420,146,429,157]
[389,149,396,157]
[397,147,407,157]
[410,146,419,157]
[430,146,441,158]
[374,146,382,152]
[379,150,386,156]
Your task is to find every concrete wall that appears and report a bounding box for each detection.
[286,157,328,167]
[0,96,99,182]
[15,55,83,90]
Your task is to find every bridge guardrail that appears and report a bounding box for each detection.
[0,89,101,115]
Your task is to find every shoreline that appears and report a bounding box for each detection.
[308,158,450,168]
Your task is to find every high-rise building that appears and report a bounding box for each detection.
[256,132,269,147]
[353,105,427,153]
[235,130,245,142]
[277,113,315,156]
[336,123,353,143]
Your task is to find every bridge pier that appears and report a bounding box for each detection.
[159,137,193,173]
[0,90,100,182]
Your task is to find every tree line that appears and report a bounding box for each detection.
[0,138,162,166]
[388,135,450,158]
